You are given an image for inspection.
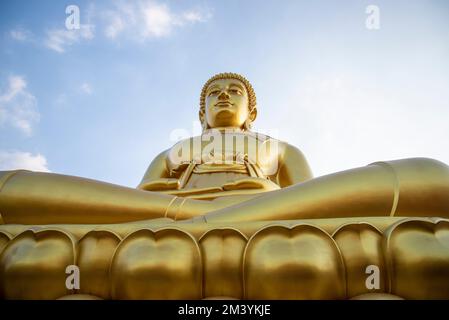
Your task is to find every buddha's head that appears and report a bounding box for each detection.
[199,73,257,131]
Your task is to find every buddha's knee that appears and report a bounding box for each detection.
[0,170,13,181]
[0,170,29,191]
[370,158,449,217]
[370,157,449,184]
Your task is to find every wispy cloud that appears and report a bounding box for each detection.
[53,93,68,108]
[15,2,209,52]
[45,24,95,53]
[80,82,93,95]
[103,2,135,39]
[103,1,212,40]
[182,10,210,23]
[9,28,32,42]
[142,2,173,38]
[0,75,39,136]
[104,13,126,39]
[0,150,50,172]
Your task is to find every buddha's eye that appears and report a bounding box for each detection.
[208,90,220,96]
[229,89,242,95]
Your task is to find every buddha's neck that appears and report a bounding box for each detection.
[203,127,248,134]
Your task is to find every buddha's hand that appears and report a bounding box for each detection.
[222,177,280,192]
[138,178,180,191]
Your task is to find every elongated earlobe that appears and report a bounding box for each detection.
[202,121,208,131]
[199,110,204,125]
[199,110,208,131]
[243,107,257,130]
[244,119,252,130]
[249,107,257,122]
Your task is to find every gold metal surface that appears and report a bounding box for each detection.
[1,73,449,299]
[110,228,202,299]
[243,224,346,299]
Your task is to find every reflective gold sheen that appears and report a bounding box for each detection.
[1,72,449,300]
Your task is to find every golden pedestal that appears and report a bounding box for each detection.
[1,216,448,299]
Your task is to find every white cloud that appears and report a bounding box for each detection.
[45,24,95,53]
[80,82,93,95]
[104,2,135,39]
[0,151,50,172]
[142,2,173,38]
[103,1,211,41]
[0,75,39,136]
[182,10,210,23]
[104,13,126,39]
[53,93,68,108]
[10,28,32,42]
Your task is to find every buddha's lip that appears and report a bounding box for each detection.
[215,101,234,107]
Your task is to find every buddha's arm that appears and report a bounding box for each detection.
[201,158,449,223]
[275,143,313,187]
[137,150,180,191]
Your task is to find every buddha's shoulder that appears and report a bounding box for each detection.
[277,140,303,151]
[149,148,171,163]
[276,141,309,163]
[247,134,296,151]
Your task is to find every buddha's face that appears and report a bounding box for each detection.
[204,78,251,129]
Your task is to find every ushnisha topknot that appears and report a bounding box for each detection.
[199,72,257,123]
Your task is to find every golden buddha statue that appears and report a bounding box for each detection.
[0,72,449,300]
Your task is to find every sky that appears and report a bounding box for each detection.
[1,0,448,187]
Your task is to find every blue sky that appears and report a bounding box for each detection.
[1,0,449,187]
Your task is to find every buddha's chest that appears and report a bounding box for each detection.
[167,132,280,178]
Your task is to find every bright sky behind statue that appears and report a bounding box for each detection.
[1,0,448,187]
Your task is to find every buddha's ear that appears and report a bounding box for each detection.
[249,107,257,122]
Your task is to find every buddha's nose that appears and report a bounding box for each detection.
[218,91,230,100]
